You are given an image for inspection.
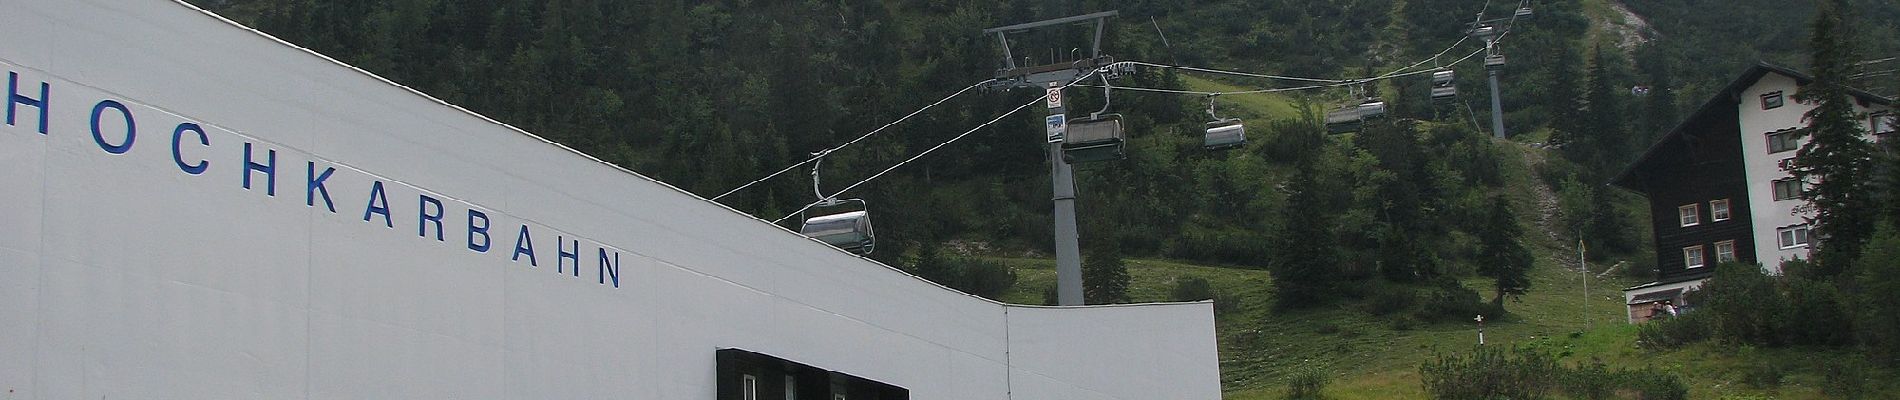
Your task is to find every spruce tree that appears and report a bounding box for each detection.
[1792,0,1878,277]
[1270,161,1339,310]
[1082,243,1130,305]
[1477,195,1533,307]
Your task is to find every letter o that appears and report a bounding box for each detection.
[90,100,135,154]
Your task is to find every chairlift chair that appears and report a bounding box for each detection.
[1430,70,1458,101]
[1514,6,1534,19]
[1205,119,1246,151]
[1202,95,1246,151]
[1485,53,1507,71]
[1061,113,1126,163]
[1469,25,1499,39]
[1325,99,1387,134]
[800,198,875,255]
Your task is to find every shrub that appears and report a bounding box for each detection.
[951,257,1016,300]
[1560,361,1618,400]
[1741,361,1784,389]
[1635,311,1710,350]
[1170,277,1229,314]
[1622,368,1689,400]
[1699,262,1787,346]
[1415,278,1497,323]
[1366,286,1416,316]
[1284,365,1330,400]
[1822,358,1869,399]
[1419,346,1560,399]
[1779,276,1853,346]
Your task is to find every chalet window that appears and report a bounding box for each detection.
[743,375,759,400]
[1767,129,1800,153]
[1779,225,1812,249]
[1683,245,1706,268]
[1875,112,1896,137]
[1773,178,1803,200]
[787,376,797,400]
[1710,199,1732,221]
[1678,204,1700,227]
[1762,91,1784,109]
[1715,240,1737,263]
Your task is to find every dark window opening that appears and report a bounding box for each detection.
[1762,91,1784,109]
[718,349,908,400]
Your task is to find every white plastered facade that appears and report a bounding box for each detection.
[0,1,1220,399]
[1734,73,1894,274]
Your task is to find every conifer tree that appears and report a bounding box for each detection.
[1477,195,1533,307]
[1271,161,1339,310]
[1792,0,1878,277]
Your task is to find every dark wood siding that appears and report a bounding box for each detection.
[1617,101,1754,282]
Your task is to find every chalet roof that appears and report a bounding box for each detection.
[1609,62,1895,189]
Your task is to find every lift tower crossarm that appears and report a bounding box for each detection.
[985,11,1118,78]
[980,11,1118,307]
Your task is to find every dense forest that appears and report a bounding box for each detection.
[188,0,1900,305]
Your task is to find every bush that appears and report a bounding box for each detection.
[1366,286,1416,316]
[1170,277,1229,313]
[1415,278,1498,323]
[1822,358,1869,399]
[1560,361,1618,400]
[1419,346,1561,399]
[1622,368,1689,400]
[1284,366,1330,400]
[1424,347,1690,400]
[1741,361,1784,389]
[1636,311,1711,350]
[952,257,1016,300]
[1699,262,1788,346]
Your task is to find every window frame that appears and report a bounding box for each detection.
[1762,91,1784,109]
[1715,240,1737,264]
[743,374,759,400]
[1767,129,1800,153]
[786,376,797,400]
[1710,199,1732,222]
[1773,178,1803,201]
[1678,203,1700,227]
[1683,245,1707,269]
[1778,225,1812,249]
[1873,111,1895,136]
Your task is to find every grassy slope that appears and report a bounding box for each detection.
[980,47,1897,398]
[990,228,1897,399]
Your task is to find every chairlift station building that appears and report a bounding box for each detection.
[0,1,1221,398]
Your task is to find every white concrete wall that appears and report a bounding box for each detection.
[0,1,1220,399]
[1735,72,1893,274]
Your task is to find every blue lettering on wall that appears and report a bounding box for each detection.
[89,100,134,154]
[22,71,628,290]
[363,181,392,228]
[598,249,620,287]
[467,209,491,252]
[6,72,48,134]
[558,236,581,277]
[513,225,537,266]
[241,142,276,196]
[418,194,444,241]
[306,162,336,212]
[171,123,209,174]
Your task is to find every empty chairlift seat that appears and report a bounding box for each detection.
[1061,114,1126,163]
[1430,70,1457,101]
[1324,100,1387,134]
[1203,119,1246,151]
[800,207,875,255]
